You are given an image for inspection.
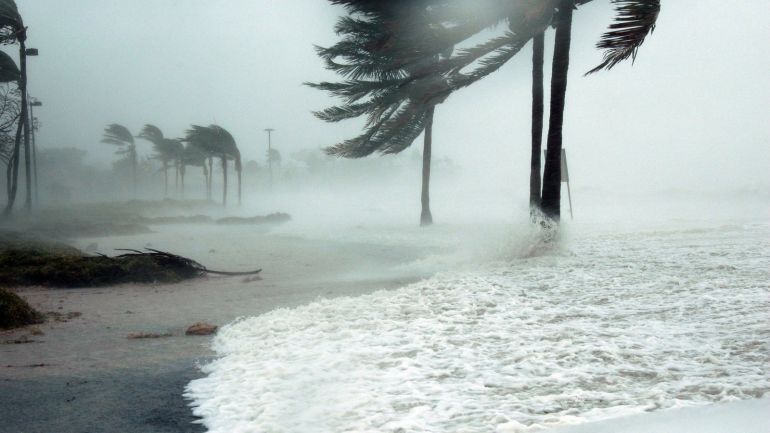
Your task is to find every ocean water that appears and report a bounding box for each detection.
[185,218,770,433]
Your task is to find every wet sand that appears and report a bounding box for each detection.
[1,225,434,433]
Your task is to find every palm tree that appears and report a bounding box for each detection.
[0,0,29,216]
[181,141,209,199]
[184,125,241,206]
[326,0,660,224]
[101,124,137,194]
[311,2,454,226]
[530,32,545,213]
[137,124,181,197]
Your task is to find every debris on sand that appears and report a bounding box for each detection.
[0,288,44,330]
[127,332,174,339]
[216,213,290,225]
[0,248,261,288]
[186,322,217,336]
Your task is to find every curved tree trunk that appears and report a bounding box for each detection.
[202,164,209,200]
[180,163,186,199]
[221,156,227,207]
[207,157,213,201]
[530,32,545,215]
[3,113,24,216]
[163,160,169,197]
[420,106,435,227]
[131,145,137,197]
[4,41,28,217]
[541,0,573,222]
[237,160,242,206]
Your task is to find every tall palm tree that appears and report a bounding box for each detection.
[181,141,209,200]
[529,32,545,213]
[325,0,660,224]
[184,125,241,206]
[311,1,453,226]
[101,124,137,194]
[0,0,28,216]
[137,124,175,197]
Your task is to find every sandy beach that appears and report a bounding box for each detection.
[1,223,437,433]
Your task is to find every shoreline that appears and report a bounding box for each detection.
[1,225,435,433]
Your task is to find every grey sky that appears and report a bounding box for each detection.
[15,0,770,193]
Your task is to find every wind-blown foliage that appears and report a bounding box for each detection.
[587,0,661,74]
[0,50,19,82]
[101,123,138,193]
[184,125,241,206]
[0,0,22,44]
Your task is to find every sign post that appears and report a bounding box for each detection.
[562,148,573,220]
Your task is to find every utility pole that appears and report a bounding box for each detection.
[264,128,275,187]
[29,98,42,205]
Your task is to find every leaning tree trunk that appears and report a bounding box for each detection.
[202,164,209,200]
[420,106,435,226]
[3,112,24,216]
[221,156,228,207]
[236,157,242,207]
[180,164,186,199]
[207,157,213,201]
[541,1,573,222]
[530,32,545,214]
[163,159,169,197]
[131,145,137,197]
[4,44,28,217]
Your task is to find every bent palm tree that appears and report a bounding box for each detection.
[0,0,28,216]
[311,1,453,226]
[184,125,241,206]
[101,124,137,194]
[137,125,184,197]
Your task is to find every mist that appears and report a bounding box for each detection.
[1,2,768,433]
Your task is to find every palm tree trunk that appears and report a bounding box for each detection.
[131,145,137,197]
[530,32,545,214]
[163,160,168,197]
[207,157,213,201]
[175,160,179,195]
[180,164,186,199]
[3,50,28,217]
[541,0,574,222]
[236,158,242,207]
[3,116,24,216]
[221,156,227,207]
[420,106,435,226]
[202,164,209,200]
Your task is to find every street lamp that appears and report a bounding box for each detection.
[264,128,275,186]
[29,98,42,204]
[25,48,39,56]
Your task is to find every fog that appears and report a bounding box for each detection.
[2,3,768,433]
[15,0,770,215]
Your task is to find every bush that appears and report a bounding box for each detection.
[0,288,43,330]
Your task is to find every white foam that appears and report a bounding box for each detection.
[186,222,770,433]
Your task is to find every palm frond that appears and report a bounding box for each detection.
[0,49,19,82]
[101,124,134,146]
[586,0,660,74]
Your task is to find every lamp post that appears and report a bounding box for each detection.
[29,98,42,205]
[22,47,38,211]
[264,128,275,187]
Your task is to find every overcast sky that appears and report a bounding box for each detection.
[14,0,770,193]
